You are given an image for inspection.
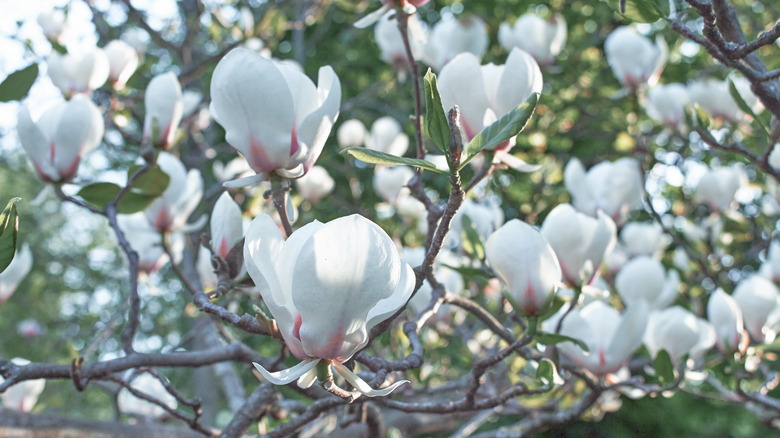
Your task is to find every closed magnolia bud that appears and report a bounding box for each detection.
[695,165,745,212]
[423,14,488,71]
[498,13,566,67]
[210,192,243,260]
[0,358,45,412]
[47,49,110,97]
[541,204,617,286]
[564,157,644,225]
[143,72,183,148]
[708,289,747,354]
[733,275,780,343]
[645,83,689,128]
[644,306,716,364]
[18,95,104,182]
[337,119,367,148]
[0,244,32,305]
[104,40,139,89]
[615,256,679,311]
[604,26,666,89]
[295,165,335,203]
[486,219,562,316]
[373,165,414,203]
[365,116,409,157]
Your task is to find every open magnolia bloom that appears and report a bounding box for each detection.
[245,214,415,397]
[210,48,341,184]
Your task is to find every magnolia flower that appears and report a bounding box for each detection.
[365,117,409,157]
[604,26,666,89]
[374,11,428,73]
[0,244,32,304]
[687,77,762,122]
[644,306,716,364]
[18,95,104,183]
[144,152,204,233]
[438,48,542,146]
[541,203,617,286]
[564,157,644,224]
[645,83,689,128]
[0,358,45,412]
[733,275,780,343]
[486,219,562,316]
[708,289,747,354]
[104,40,139,89]
[143,72,183,148]
[211,48,341,182]
[619,222,669,258]
[498,13,567,67]
[295,165,335,203]
[117,373,178,417]
[373,165,414,202]
[211,192,243,260]
[558,300,648,375]
[337,119,367,148]
[615,256,679,311]
[423,14,488,71]
[47,49,110,96]
[695,165,745,212]
[245,214,414,397]
[37,9,70,42]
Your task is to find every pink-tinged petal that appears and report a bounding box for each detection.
[438,53,490,137]
[210,48,295,173]
[332,362,408,397]
[294,65,341,172]
[252,359,319,385]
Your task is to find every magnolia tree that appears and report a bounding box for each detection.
[1,0,780,436]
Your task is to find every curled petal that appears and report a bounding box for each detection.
[252,359,319,385]
[332,362,408,397]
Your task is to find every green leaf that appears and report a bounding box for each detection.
[341,147,450,175]
[127,165,171,196]
[536,358,558,386]
[424,69,450,154]
[0,64,39,102]
[653,349,675,383]
[460,93,539,171]
[611,0,666,22]
[460,215,485,260]
[0,197,21,273]
[536,332,590,352]
[728,79,771,136]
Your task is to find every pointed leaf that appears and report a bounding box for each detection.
[728,79,771,136]
[653,349,675,383]
[0,197,21,273]
[0,64,38,102]
[424,69,450,153]
[461,93,539,170]
[536,332,590,352]
[341,147,450,175]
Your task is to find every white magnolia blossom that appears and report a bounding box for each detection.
[246,214,414,397]
[423,14,488,71]
[365,116,409,157]
[104,40,140,89]
[733,275,780,343]
[374,11,427,72]
[295,165,335,203]
[0,244,33,304]
[498,13,567,67]
[695,165,745,212]
[143,72,183,148]
[144,152,204,233]
[604,26,667,89]
[0,358,45,412]
[558,300,648,375]
[486,219,562,316]
[438,48,542,146]
[373,165,414,203]
[117,373,178,417]
[37,9,70,42]
[541,203,617,286]
[564,157,644,224]
[337,119,367,148]
[17,95,104,183]
[708,289,747,354]
[645,83,689,128]
[687,77,761,122]
[619,222,669,258]
[615,256,679,311]
[47,49,110,96]
[644,306,716,364]
[210,48,341,182]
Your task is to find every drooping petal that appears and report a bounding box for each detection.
[252,359,319,385]
[332,362,408,397]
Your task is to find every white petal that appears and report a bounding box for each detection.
[332,362,408,397]
[252,359,319,385]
